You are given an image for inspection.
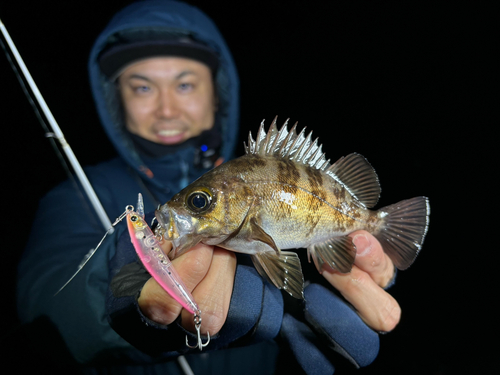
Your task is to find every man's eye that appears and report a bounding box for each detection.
[178,83,194,92]
[134,86,150,93]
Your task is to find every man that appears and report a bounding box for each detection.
[17,1,399,373]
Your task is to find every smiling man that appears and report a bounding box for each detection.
[118,57,216,146]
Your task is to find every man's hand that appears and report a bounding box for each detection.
[138,231,400,335]
[280,231,400,372]
[138,241,236,335]
[322,230,401,332]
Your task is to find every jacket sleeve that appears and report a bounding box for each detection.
[16,179,142,364]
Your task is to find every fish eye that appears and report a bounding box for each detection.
[187,191,212,212]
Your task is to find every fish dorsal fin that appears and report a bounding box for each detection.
[326,153,380,208]
[245,118,381,208]
[245,117,330,170]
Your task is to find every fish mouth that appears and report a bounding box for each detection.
[155,208,170,233]
[154,205,202,257]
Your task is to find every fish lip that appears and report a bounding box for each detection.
[154,208,169,231]
[154,205,199,256]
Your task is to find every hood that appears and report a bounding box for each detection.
[88,0,240,190]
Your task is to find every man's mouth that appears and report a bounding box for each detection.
[158,129,182,137]
[156,129,186,144]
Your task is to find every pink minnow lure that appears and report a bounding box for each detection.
[127,194,209,350]
[126,205,199,315]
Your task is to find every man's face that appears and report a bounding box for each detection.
[118,57,215,145]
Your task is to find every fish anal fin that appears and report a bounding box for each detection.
[251,251,304,299]
[307,236,356,274]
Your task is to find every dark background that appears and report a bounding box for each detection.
[0,1,493,374]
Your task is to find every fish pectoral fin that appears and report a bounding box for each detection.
[223,208,280,255]
[251,251,304,299]
[248,218,280,255]
[308,236,356,274]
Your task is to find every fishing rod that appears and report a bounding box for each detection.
[1,18,197,375]
[0,18,113,232]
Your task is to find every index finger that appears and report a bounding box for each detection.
[181,247,236,335]
[138,242,214,325]
[349,230,395,289]
[322,265,401,332]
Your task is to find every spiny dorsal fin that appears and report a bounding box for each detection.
[245,117,330,170]
[244,117,381,208]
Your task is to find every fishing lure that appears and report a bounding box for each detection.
[126,194,209,350]
[55,193,209,350]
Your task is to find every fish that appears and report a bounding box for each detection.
[155,118,430,299]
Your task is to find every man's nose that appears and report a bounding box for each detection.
[156,90,180,118]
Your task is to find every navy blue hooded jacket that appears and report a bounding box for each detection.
[17,0,283,370]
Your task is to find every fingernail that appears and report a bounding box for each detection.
[353,234,372,256]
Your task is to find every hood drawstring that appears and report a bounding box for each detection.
[139,165,154,179]
[180,159,189,190]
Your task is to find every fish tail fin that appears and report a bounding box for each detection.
[251,251,305,299]
[374,196,430,270]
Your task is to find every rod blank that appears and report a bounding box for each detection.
[1,19,113,231]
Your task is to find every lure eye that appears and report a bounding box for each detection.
[131,215,138,222]
[187,191,212,212]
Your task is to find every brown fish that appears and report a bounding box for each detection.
[155,118,430,299]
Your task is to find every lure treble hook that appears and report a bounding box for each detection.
[186,310,210,350]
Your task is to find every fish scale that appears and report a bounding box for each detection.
[249,181,349,245]
[155,118,430,299]
[242,158,370,243]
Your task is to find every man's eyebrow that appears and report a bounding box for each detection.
[127,74,152,82]
[175,70,197,79]
[126,70,198,82]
